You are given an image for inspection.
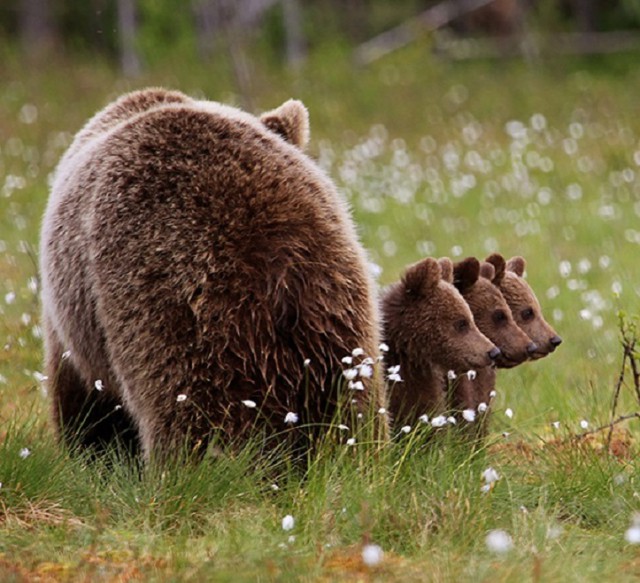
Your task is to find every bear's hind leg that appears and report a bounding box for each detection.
[45,322,139,457]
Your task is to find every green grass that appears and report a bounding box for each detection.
[2,40,640,580]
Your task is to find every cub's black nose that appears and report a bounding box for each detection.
[488,347,501,361]
[526,342,538,355]
[550,335,563,347]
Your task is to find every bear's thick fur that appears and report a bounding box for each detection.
[452,255,535,369]
[381,257,499,427]
[486,254,562,359]
[40,88,384,459]
[446,255,535,422]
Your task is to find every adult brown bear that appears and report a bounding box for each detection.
[40,89,385,460]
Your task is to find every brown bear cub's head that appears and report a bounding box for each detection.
[383,257,500,375]
[486,254,562,359]
[448,254,537,369]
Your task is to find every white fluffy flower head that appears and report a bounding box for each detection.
[284,412,299,425]
[362,544,384,567]
[282,514,295,531]
[485,529,513,553]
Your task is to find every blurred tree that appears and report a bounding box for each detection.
[192,0,219,60]
[20,0,58,60]
[282,0,306,69]
[573,0,597,32]
[117,0,141,76]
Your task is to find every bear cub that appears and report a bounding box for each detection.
[381,257,499,427]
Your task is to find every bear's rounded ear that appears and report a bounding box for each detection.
[453,257,480,292]
[506,256,526,277]
[483,253,505,285]
[479,261,496,281]
[438,257,453,283]
[402,257,440,297]
[260,99,310,150]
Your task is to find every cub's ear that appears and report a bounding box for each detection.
[260,99,309,150]
[402,257,441,297]
[453,257,480,292]
[479,261,496,281]
[483,252,505,285]
[506,256,526,277]
[438,257,453,283]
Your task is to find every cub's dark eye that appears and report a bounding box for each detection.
[492,310,508,325]
[521,307,535,321]
[454,319,470,333]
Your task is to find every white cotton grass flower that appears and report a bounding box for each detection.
[387,364,403,382]
[485,529,513,553]
[4,291,16,305]
[419,414,429,424]
[625,514,640,544]
[462,409,476,423]
[346,437,356,446]
[282,514,295,531]
[447,416,457,425]
[94,379,104,392]
[378,407,387,415]
[352,347,365,357]
[447,370,457,380]
[489,390,497,399]
[505,408,514,419]
[431,415,447,428]
[343,368,358,381]
[241,399,257,408]
[337,424,349,431]
[614,473,627,486]
[580,419,589,429]
[466,370,477,380]
[341,356,353,365]
[400,425,411,434]
[348,380,365,391]
[552,421,560,429]
[61,350,71,360]
[271,483,279,491]
[546,524,563,540]
[33,371,47,383]
[303,358,311,367]
[176,394,187,402]
[358,363,374,378]
[19,447,31,459]
[284,412,299,425]
[478,402,488,413]
[378,342,389,353]
[362,543,384,567]
[482,467,500,485]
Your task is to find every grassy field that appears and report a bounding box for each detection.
[2,40,640,581]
